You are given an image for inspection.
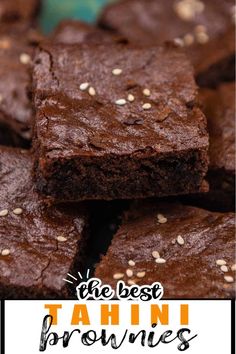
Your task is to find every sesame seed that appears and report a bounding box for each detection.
[216,259,227,266]
[183,33,194,46]
[115,99,126,106]
[1,249,10,256]
[142,103,151,110]
[194,25,207,33]
[174,0,205,21]
[57,236,67,242]
[173,38,184,47]
[143,89,151,97]
[127,94,135,102]
[157,213,167,224]
[0,209,8,217]
[152,251,160,259]
[13,208,23,215]
[231,264,236,271]
[20,53,31,64]
[128,260,135,266]
[127,280,136,285]
[113,273,124,280]
[112,68,122,76]
[126,269,133,277]
[224,276,234,283]
[79,82,89,91]
[196,31,209,44]
[0,38,11,49]
[136,271,146,278]
[155,258,166,264]
[177,235,185,245]
[220,265,228,273]
[88,87,96,96]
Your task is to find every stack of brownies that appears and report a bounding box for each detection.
[0,0,235,299]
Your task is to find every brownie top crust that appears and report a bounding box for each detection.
[99,0,235,76]
[0,147,87,298]
[0,0,40,24]
[52,19,126,45]
[95,202,235,299]
[200,82,235,173]
[33,43,208,159]
[0,24,42,142]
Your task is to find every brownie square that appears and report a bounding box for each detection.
[99,0,235,87]
[0,147,88,299]
[0,0,40,24]
[52,19,126,45]
[33,42,209,202]
[95,201,235,299]
[191,82,235,211]
[0,24,41,147]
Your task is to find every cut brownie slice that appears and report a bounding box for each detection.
[0,0,40,24]
[95,201,235,299]
[0,147,88,299]
[195,82,235,211]
[51,19,126,45]
[33,42,209,202]
[99,0,235,87]
[0,23,42,147]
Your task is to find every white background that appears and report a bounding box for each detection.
[5,300,232,354]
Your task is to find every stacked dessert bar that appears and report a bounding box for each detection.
[0,0,235,299]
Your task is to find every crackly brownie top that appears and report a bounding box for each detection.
[95,202,235,299]
[33,43,208,159]
[99,0,235,72]
[0,0,40,23]
[200,82,235,173]
[0,24,42,140]
[0,147,87,296]
[52,19,126,45]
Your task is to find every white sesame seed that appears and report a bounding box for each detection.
[0,209,8,217]
[152,251,160,259]
[224,276,234,283]
[220,265,228,273]
[20,53,31,64]
[157,213,167,224]
[115,99,126,106]
[127,280,136,285]
[88,87,96,96]
[143,89,151,97]
[136,271,146,278]
[112,68,122,76]
[155,258,166,264]
[113,273,124,280]
[231,264,236,271]
[126,269,133,277]
[13,208,23,215]
[79,82,89,91]
[177,235,185,245]
[57,236,67,242]
[183,33,194,46]
[1,249,10,256]
[173,38,184,47]
[128,260,135,266]
[196,31,209,44]
[127,94,135,102]
[142,103,151,110]
[216,259,227,266]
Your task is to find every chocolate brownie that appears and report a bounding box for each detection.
[32,42,209,202]
[52,19,126,45]
[191,82,235,211]
[0,0,40,24]
[0,147,88,299]
[99,0,235,87]
[95,201,235,299]
[0,24,42,147]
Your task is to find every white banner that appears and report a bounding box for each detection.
[4,300,232,354]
